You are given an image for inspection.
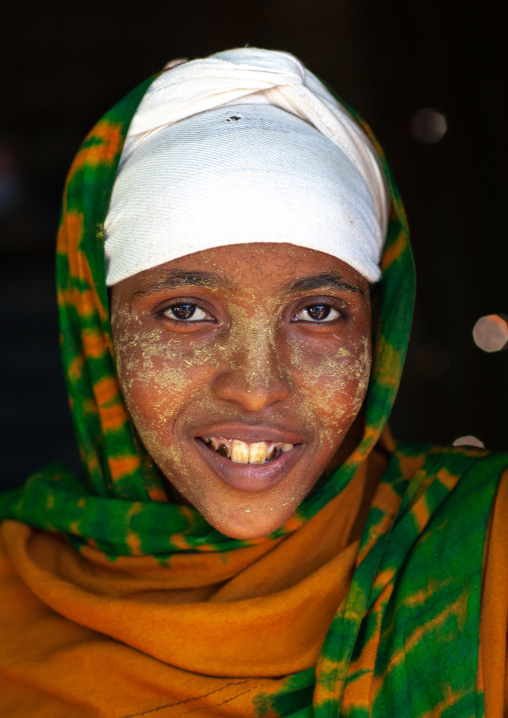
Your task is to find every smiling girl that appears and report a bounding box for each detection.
[1,48,507,717]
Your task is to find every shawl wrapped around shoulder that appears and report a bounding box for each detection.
[1,72,508,718]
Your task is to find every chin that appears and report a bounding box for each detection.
[205,506,293,541]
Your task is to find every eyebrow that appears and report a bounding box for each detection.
[286,273,364,294]
[133,270,234,297]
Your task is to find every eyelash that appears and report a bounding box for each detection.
[160,301,345,324]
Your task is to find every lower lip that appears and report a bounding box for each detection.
[194,439,304,492]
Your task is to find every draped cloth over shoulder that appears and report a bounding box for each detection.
[1,49,508,717]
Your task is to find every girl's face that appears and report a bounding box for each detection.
[111,243,372,539]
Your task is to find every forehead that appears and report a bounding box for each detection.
[114,242,370,299]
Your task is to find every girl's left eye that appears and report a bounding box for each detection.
[293,304,342,323]
[162,303,210,322]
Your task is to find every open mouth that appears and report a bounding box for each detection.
[199,437,295,465]
[194,431,305,492]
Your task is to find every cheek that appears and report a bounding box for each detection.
[288,331,372,440]
[113,319,213,438]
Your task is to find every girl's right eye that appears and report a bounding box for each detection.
[162,303,210,322]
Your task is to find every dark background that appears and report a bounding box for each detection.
[1,0,507,491]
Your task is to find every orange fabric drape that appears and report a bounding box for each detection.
[0,451,384,717]
[479,468,508,717]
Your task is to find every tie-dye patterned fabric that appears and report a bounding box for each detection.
[1,68,507,717]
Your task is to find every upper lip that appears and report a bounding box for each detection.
[193,423,308,445]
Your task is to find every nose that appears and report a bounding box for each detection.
[212,329,292,412]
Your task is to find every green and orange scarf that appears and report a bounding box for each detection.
[1,72,507,717]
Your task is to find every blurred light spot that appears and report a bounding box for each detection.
[410,108,447,144]
[0,143,22,215]
[453,435,485,449]
[414,342,450,378]
[472,314,508,352]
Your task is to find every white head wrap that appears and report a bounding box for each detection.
[105,48,390,285]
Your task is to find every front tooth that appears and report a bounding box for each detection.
[280,443,293,453]
[231,440,249,464]
[249,442,267,464]
[217,443,230,458]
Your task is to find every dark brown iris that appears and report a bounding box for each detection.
[307,304,331,321]
[171,303,196,320]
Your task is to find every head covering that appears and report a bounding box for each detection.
[104,48,389,284]
[1,49,507,718]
